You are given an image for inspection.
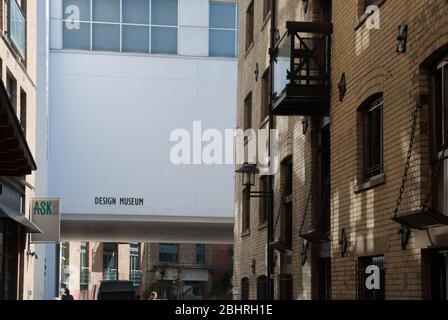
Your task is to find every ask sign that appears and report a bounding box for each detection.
[31,198,61,243]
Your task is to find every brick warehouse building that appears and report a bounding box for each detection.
[59,242,232,300]
[234,0,448,300]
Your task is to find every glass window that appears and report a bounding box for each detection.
[63,0,90,21]
[63,22,91,50]
[362,95,384,178]
[151,27,177,54]
[245,1,254,50]
[196,244,205,264]
[241,278,249,300]
[122,25,149,53]
[123,0,150,24]
[9,0,26,58]
[103,243,117,280]
[80,242,89,286]
[209,30,235,58]
[151,0,178,26]
[210,1,236,29]
[159,244,178,263]
[93,24,120,51]
[93,0,120,22]
[209,1,237,58]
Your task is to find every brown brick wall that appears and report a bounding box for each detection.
[234,0,448,300]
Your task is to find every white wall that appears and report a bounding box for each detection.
[48,51,236,219]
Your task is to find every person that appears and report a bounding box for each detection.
[149,291,158,300]
[61,288,74,300]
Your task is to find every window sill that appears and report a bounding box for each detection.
[244,42,254,59]
[241,229,251,238]
[261,13,271,32]
[354,0,386,31]
[258,222,268,231]
[354,173,386,193]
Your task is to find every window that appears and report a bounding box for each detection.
[80,241,89,286]
[19,89,26,135]
[159,243,178,263]
[196,244,205,265]
[6,72,16,113]
[358,255,385,300]
[130,243,141,286]
[245,1,254,51]
[242,187,250,233]
[103,243,118,280]
[282,157,293,250]
[209,1,238,58]
[261,68,270,121]
[432,59,448,214]
[192,282,205,297]
[362,94,384,178]
[8,0,26,58]
[151,0,178,54]
[259,176,269,224]
[279,273,293,300]
[241,277,249,300]
[256,276,268,300]
[61,241,70,285]
[244,93,252,131]
[61,0,178,54]
[263,0,271,20]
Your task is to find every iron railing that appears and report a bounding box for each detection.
[130,270,143,287]
[103,269,118,281]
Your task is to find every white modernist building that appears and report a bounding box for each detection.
[35,0,237,299]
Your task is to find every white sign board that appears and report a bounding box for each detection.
[31,198,60,242]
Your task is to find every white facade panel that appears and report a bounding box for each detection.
[179,26,208,57]
[48,52,237,219]
[179,0,209,27]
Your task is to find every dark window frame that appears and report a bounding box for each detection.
[281,157,293,250]
[245,0,254,51]
[196,244,205,265]
[430,57,448,213]
[242,186,251,233]
[244,92,253,132]
[261,67,270,122]
[159,243,178,264]
[259,176,269,225]
[241,277,249,300]
[361,94,384,179]
[262,0,271,21]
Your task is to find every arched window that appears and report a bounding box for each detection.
[257,276,268,300]
[241,277,249,300]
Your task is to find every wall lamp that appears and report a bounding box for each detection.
[235,162,271,198]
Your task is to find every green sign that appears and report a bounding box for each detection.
[31,198,60,243]
[32,201,54,215]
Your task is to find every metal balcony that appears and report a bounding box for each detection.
[271,22,332,116]
[103,269,118,281]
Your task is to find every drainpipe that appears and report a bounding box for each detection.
[267,0,276,301]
